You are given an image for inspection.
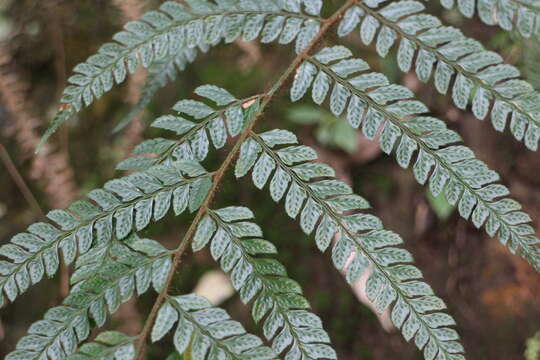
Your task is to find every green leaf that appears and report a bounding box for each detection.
[42,1,317,147]
[242,127,465,360]
[154,294,276,359]
[1,164,209,304]
[190,207,334,360]
[189,177,212,213]
[152,302,179,342]
[9,237,170,360]
[293,44,540,276]
[426,191,455,220]
[193,216,217,251]
[340,0,540,151]
[65,331,135,360]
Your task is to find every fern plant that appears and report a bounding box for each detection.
[2,0,540,359]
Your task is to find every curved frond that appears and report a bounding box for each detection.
[117,85,261,171]
[66,331,136,360]
[151,293,277,359]
[235,129,464,360]
[432,0,540,41]
[338,0,540,150]
[6,236,171,360]
[290,45,540,272]
[0,161,211,305]
[192,206,336,360]
[41,0,323,148]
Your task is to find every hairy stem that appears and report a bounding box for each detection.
[133,1,359,357]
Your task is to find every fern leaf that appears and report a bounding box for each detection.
[290,45,540,272]
[432,0,540,41]
[113,45,204,133]
[65,331,136,360]
[0,161,211,305]
[117,85,261,171]
[192,206,337,360]
[151,293,277,359]
[338,1,540,151]
[236,129,465,360]
[41,0,322,147]
[6,235,170,360]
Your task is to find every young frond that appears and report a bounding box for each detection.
[41,0,323,148]
[0,162,210,305]
[6,235,171,360]
[192,206,336,360]
[432,0,540,41]
[338,0,540,150]
[117,85,261,171]
[65,331,135,360]
[290,45,540,272]
[151,293,277,359]
[235,129,464,360]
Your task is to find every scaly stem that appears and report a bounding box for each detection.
[134,1,359,358]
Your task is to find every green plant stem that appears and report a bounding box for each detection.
[133,1,359,358]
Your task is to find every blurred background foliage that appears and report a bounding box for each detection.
[0,0,539,359]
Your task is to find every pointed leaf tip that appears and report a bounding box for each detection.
[37,106,75,153]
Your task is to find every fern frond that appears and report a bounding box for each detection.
[117,85,261,171]
[6,235,171,360]
[235,129,464,360]
[113,45,204,133]
[290,45,540,272]
[41,0,323,148]
[192,206,336,360]
[151,293,277,359]
[431,0,540,41]
[66,331,136,360]
[337,0,540,150]
[0,161,211,305]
